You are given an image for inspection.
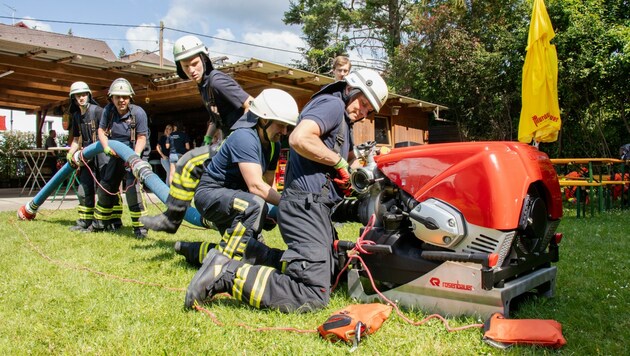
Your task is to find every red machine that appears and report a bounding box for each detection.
[275,148,289,191]
[336,141,563,318]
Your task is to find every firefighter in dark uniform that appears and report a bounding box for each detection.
[175,89,298,268]
[184,69,389,312]
[66,81,105,231]
[94,78,150,239]
[141,35,253,234]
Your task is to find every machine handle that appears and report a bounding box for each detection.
[361,244,393,254]
[334,240,393,254]
[420,251,498,268]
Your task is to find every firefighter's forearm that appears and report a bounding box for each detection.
[68,138,80,155]
[134,135,147,156]
[205,121,218,137]
[97,128,109,150]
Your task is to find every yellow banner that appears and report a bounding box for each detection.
[518,0,561,143]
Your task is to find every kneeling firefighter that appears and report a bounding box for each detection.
[185,69,389,313]
[176,88,298,268]
[94,78,150,239]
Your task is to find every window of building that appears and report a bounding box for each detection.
[374,116,391,145]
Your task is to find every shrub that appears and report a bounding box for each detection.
[0,131,36,183]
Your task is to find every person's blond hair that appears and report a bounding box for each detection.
[332,55,351,71]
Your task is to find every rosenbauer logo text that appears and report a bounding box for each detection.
[429,277,473,291]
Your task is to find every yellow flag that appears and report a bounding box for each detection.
[518,0,561,143]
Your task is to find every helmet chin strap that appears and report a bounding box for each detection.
[201,56,207,76]
[200,53,214,77]
[343,88,363,126]
[257,119,273,144]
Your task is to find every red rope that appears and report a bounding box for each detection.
[12,217,185,292]
[14,205,482,334]
[80,153,137,196]
[332,214,484,332]
[194,303,317,334]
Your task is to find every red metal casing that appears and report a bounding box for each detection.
[375,142,562,230]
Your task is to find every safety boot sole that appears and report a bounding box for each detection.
[184,249,230,309]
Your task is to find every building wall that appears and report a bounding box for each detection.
[352,108,430,148]
[0,109,67,134]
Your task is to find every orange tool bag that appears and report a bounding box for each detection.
[318,303,392,348]
[483,313,567,349]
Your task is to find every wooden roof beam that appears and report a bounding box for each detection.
[147,90,202,101]
[152,79,196,91]
[21,48,47,58]
[405,102,424,108]
[0,93,51,106]
[228,61,264,73]
[267,69,293,79]
[0,87,66,101]
[0,53,148,83]
[56,55,82,64]
[296,76,320,85]
[0,66,116,88]
[0,100,38,110]
[108,64,136,72]
[0,78,68,92]
[234,73,315,95]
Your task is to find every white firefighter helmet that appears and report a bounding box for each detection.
[173,35,208,62]
[69,81,92,98]
[345,68,388,112]
[249,88,299,126]
[108,78,135,97]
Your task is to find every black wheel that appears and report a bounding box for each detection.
[515,185,549,255]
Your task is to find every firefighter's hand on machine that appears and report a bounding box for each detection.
[333,156,352,196]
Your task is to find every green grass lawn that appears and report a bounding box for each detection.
[1,203,628,355]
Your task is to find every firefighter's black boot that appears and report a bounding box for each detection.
[134,227,148,239]
[140,197,187,234]
[110,201,123,231]
[175,241,201,266]
[93,202,111,232]
[184,249,241,309]
[174,241,217,267]
[91,219,107,232]
[109,218,123,231]
[69,219,92,232]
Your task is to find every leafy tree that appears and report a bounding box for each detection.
[390,0,629,157]
[287,0,630,157]
[283,0,415,73]
[548,0,630,157]
[284,0,351,73]
[118,47,127,58]
[390,1,529,141]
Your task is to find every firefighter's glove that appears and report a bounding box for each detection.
[333,156,352,196]
[66,152,78,168]
[203,135,212,145]
[103,146,116,157]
